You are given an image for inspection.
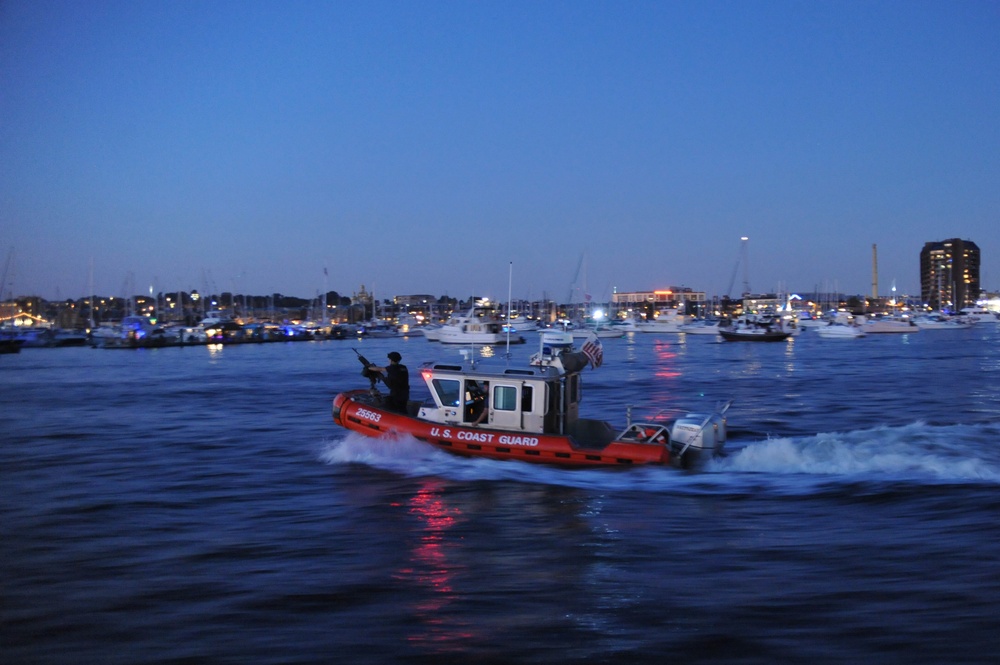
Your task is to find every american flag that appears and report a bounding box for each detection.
[581,332,603,368]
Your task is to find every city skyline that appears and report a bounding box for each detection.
[2,2,998,302]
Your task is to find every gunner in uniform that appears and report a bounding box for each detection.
[369,351,410,413]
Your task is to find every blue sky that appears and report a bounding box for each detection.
[2,0,997,303]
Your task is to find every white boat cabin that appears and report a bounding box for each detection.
[416,361,592,438]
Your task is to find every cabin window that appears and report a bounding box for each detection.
[432,379,462,406]
[494,385,517,411]
[521,385,533,412]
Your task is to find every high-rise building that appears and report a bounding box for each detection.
[920,239,980,311]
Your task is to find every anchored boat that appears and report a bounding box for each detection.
[331,332,732,468]
[718,314,792,342]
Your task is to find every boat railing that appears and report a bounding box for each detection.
[618,422,669,444]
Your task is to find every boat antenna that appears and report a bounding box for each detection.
[505,261,513,362]
[741,236,751,296]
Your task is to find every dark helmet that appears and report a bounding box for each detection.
[387,351,402,362]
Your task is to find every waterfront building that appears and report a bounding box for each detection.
[611,287,706,310]
[920,239,980,311]
[392,294,437,309]
[741,294,784,314]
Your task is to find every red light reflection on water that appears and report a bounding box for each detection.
[653,341,682,379]
[396,480,476,650]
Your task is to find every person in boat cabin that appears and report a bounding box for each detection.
[466,380,489,425]
[369,351,410,413]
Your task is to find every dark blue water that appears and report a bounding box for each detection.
[4,327,1000,664]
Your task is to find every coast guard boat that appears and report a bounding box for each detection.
[331,332,732,468]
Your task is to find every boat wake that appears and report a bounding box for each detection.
[712,421,1000,483]
[320,422,1000,491]
[320,432,683,489]
[320,432,490,479]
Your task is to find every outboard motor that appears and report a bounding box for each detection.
[669,407,729,468]
[530,331,573,365]
[530,330,589,371]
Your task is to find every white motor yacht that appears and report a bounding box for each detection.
[814,322,866,338]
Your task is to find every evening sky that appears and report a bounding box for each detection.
[2,0,997,304]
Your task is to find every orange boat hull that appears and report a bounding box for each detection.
[332,390,670,467]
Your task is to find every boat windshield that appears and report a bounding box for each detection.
[432,378,461,407]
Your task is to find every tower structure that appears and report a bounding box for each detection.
[920,239,980,311]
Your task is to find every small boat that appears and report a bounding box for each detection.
[97,315,175,348]
[396,314,425,337]
[814,321,866,338]
[2,327,52,347]
[718,315,791,342]
[504,315,541,332]
[360,320,399,338]
[958,307,998,324]
[609,318,638,333]
[436,306,524,345]
[795,312,831,329]
[88,325,120,347]
[554,320,624,339]
[51,329,90,346]
[421,324,445,342]
[202,319,244,344]
[635,308,687,333]
[199,309,232,327]
[331,332,732,468]
[677,319,722,336]
[859,315,919,334]
[912,313,974,330]
[0,338,23,354]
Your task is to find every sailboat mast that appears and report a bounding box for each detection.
[88,257,96,329]
[322,267,329,325]
[741,237,750,296]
